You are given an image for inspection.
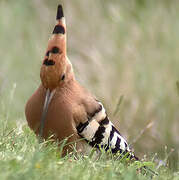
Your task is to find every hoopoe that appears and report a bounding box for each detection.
[25,5,157,175]
[25,4,138,159]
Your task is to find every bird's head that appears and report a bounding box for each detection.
[39,4,74,139]
[40,4,73,91]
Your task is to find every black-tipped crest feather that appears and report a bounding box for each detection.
[56,4,64,20]
[52,25,65,34]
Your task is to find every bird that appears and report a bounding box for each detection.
[25,4,157,175]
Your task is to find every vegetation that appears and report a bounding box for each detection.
[0,123,176,180]
[0,0,178,179]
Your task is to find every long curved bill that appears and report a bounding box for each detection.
[39,89,55,142]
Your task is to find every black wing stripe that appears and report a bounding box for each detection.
[76,121,89,134]
[91,126,105,144]
[109,126,115,142]
[99,116,109,125]
[112,137,122,154]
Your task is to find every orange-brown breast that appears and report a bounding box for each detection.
[25,80,98,154]
[26,89,73,151]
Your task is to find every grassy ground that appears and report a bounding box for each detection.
[0,0,178,179]
[0,121,177,180]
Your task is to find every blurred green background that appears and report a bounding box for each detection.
[0,0,178,170]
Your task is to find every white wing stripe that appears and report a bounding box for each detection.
[92,102,106,123]
[80,120,99,141]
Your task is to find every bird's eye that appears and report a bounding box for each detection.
[61,74,65,81]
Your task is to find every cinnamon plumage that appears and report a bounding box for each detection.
[25,5,140,161]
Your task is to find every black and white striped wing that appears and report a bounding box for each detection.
[77,101,137,159]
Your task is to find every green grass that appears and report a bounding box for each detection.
[0,0,178,179]
[0,119,176,180]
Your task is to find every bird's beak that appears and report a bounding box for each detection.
[39,88,55,142]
